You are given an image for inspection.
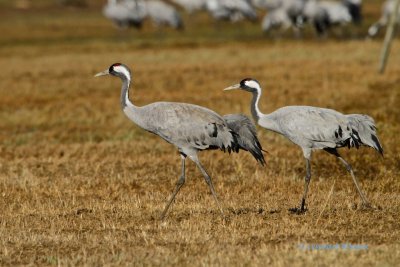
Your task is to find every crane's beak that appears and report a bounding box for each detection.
[223,84,241,91]
[94,69,109,77]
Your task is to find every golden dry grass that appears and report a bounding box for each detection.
[0,1,400,266]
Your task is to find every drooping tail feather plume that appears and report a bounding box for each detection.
[346,114,384,155]
[223,114,266,165]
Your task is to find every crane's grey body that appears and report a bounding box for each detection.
[95,64,265,219]
[225,78,383,213]
[124,101,238,155]
[250,0,282,10]
[206,0,257,22]
[103,0,145,28]
[103,0,183,30]
[171,0,207,13]
[143,0,183,29]
[260,106,382,155]
[259,0,307,36]
[262,7,295,33]
[256,0,360,35]
[303,0,362,35]
[368,0,400,37]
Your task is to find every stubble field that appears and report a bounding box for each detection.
[0,1,399,266]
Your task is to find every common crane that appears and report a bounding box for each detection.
[103,0,146,29]
[94,64,265,219]
[206,0,258,22]
[224,78,383,214]
[368,0,400,37]
[262,7,294,34]
[141,0,184,30]
[103,0,183,30]
[259,0,306,35]
[303,0,362,36]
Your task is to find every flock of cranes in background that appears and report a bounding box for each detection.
[103,0,400,37]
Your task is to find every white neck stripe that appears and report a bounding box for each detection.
[114,65,131,81]
[254,86,262,118]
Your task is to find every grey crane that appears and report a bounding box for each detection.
[103,0,146,29]
[261,0,307,35]
[103,0,183,30]
[94,64,265,219]
[262,7,294,33]
[170,0,207,13]
[206,0,257,22]
[303,0,362,36]
[141,0,184,30]
[368,0,400,37]
[224,78,383,214]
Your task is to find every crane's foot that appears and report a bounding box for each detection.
[360,202,373,210]
[289,198,308,214]
[289,206,308,214]
[351,202,376,211]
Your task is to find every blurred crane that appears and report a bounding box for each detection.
[262,7,294,33]
[368,0,400,37]
[103,0,146,29]
[261,0,306,34]
[142,0,184,29]
[94,64,265,219]
[206,0,258,22]
[170,0,207,13]
[103,0,183,30]
[303,0,362,36]
[250,0,281,10]
[224,78,383,214]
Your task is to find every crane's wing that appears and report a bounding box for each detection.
[139,102,239,153]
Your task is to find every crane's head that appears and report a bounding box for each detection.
[94,63,131,81]
[224,78,261,93]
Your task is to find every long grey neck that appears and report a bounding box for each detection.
[119,75,148,130]
[120,77,135,109]
[250,88,281,133]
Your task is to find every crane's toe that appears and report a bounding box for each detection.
[289,206,308,215]
[351,202,375,211]
[360,202,374,211]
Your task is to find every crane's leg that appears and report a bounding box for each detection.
[160,154,186,220]
[190,155,224,217]
[289,157,311,214]
[324,148,371,208]
[301,158,312,211]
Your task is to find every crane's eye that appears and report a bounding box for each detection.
[240,78,251,87]
[110,63,122,73]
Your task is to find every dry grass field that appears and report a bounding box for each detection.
[0,1,399,266]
